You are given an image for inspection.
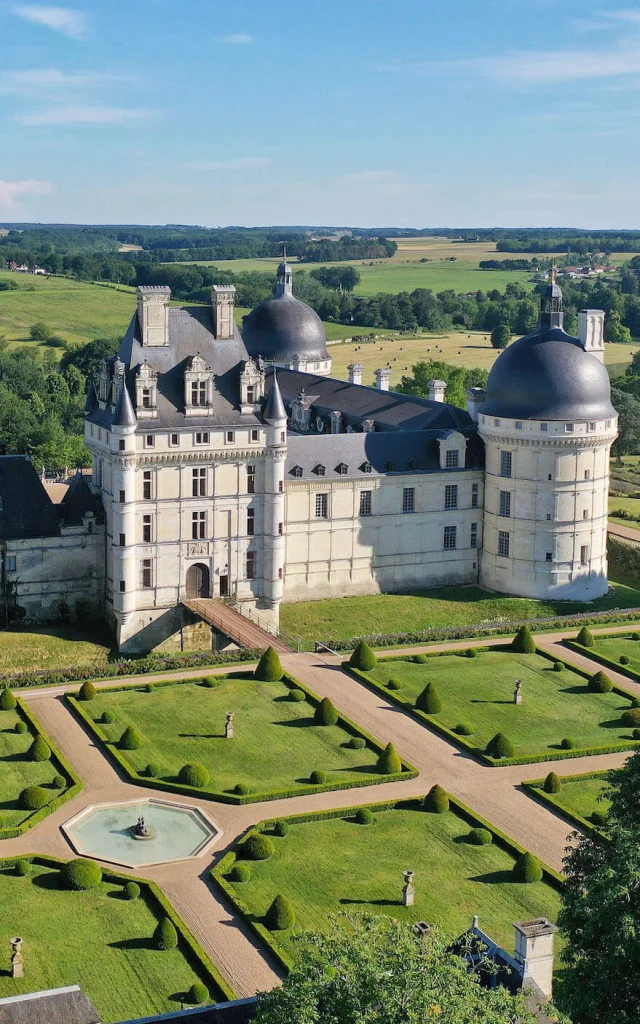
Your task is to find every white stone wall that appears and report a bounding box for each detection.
[6,525,105,622]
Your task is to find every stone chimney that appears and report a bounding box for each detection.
[466,387,486,423]
[514,918,557,1001]
[428,379,447,403]
[348,363,365,386]
[330,410,342,434]
[211,285,236,340]
[137,286,170,347]
[579,309,605,363]
[374,368,392,391]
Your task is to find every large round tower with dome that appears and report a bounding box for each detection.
[478,278,618,600]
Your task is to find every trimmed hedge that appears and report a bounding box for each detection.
[188,982,209,1005]
[511,625,536,654]
[125,881,140,899]
[273,820,289,837]
[485,733,515,759]
[424,784,449,813]
[234,783,250,796]
[230,863,251,883]
[377,742,401,775]
[576,626,595,648]
[288,689,305,702]
[415,682,442,715]
[28,735,51,762]
[588,670,613,694]
[241,834,275,861]
[79,680,97,701]
[469,827,492,846]
[0,688,17,710]
[512,852,543,883]
[145,763,161,778]
[561,737,576,750]
[355,807,374,825]
[254,647,284,683]
[154,916,178,950]
[179,763,210,788]
[120,725,142,750]
[314,697,338,726]
[454,723,473,736]
[14,720,27,734]
[544,772,561,794]
[15,859,30,877]
[20,785,49,810]
[350,640,377,671]
[309,770,328,785]
[347,736,366,749]
[265,894,295,931]
[102,710,115,724]
[62,858,102,890]
[621,708,640,727]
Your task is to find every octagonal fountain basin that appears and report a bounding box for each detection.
[62,798,222,868]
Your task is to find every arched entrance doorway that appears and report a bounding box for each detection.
[186,563,210,599]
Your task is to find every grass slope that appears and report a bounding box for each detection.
[591,634,640,673]
[0,863,209,1022]
[0,705,70,828]
[0,626,113,673]
[550,776,611,823]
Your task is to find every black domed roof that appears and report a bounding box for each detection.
[242,292,329,362]
[482,325,615,421]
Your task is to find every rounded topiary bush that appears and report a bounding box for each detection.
[0,687,16,710]
[20,785,49,810]
[14,720,27,734]
[52,774,66,789]
[349,640,377,671]
[591,810,608,827]
[454,723,473,736]
[620,655,630,666]
[188,982,209,1005]
[102,710,115,724]
[143,683,154,693]
[631,697,640,709]
[512,852,543,883]
[63,858,102,891]
[413,654,428,664]
[576,626,595,648]
[633,632,640,641]
[377,742,401,775]
[234,783,250,795]
[314,697,338,727]
[486,733,515,759]
[621,708,640,728]
[145,763,161,778]
[265,894,295,931]
[28,735,51,762]
[633,729,640,740]
[553,661,564,672]
[201,676,218,688]
[230,863,251,883]
[387,678,402,690]
[416,682,442,715]
[288,689,305,702]
[511,625,536,654]
[125,881,140,900]
[178,762,210,788]
[241,834,275,861]
[347,736,366,749]
[78,681,97,701]
[120,725,142,750]
[254,646,284,682]
[424,784,449,813]
[588,670,613,693]
[273,820,289,837]
[544,772,562,794]
[466,648,477,659]
[561,737,576,750]
[15,859,30,877]
[469,827,492,846]
[309,770,328,785]
[154,916,178,951]
[355,807,374,825]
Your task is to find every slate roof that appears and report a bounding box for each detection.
[121,996,257,1024]
[59,472,104,526]
[0,456,60,540]
[242,293,329,362]
[0,985,101,1024]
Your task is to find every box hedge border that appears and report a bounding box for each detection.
[343,643,640,767]
[65,671,417,805]
[211,790,564,973]
[564,635,640,684]
[0,698,83,840]
[0,853,235,1002]
[523,770,611,841]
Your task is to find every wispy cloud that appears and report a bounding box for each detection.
[457,45,640,83]
[180,157,272,170]
[0,68,131,95]
[0,178,55,211]
[345,170,397,183]
[10,5,87,38]
[16,105,155,125]
[217,33,253,44]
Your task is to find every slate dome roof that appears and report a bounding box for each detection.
[242,292,329,362]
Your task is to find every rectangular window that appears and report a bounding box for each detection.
[444,484,458,510]
[580,544,589,565]
[278,567,283,579]
[583,509,589,520]
[5,555,16,572]
[588,422,596,432]
[142,388,152,409]
[142,515,152,543]
[500,451,512,478]
[546,552,552,562]
[170,433,179,447]
[280,431,286,443]
[192,467,206,497]
[445,449,459,468]
[540,423,548,432]
[499,490,511,517]
[546,513,552,521]
[247,465,256,494]
[191,511,206,540]
[471,483,479,509]
[191,380,207,406]
[498,530,510,558]
[247,508,255,536]
[142,472,152,500]
[470,523,478,548]
[515,421,523,430]
[142,559,153,589]
[195,431,209,445]
[402,487,415,514]
[119,580,125,593]
[585,469,591,480]
[119,489,126,504]
[278,522,284,535]
[251,428,259,442]
[119,533,126,547]
[443,525,457,550]
[145,434,155,448]
[226,430,235,444]
[119,439,125,451]
[359,490,372,516]
[315,493,328,519]
[278,480,283,493]
[565,423,574,433]
[606,419,612,429]
[494,418,500,427]
[246,550,256,580]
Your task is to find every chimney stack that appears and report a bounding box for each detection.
[466,387,486,422]
[579,309,605,363]
[428,379,447,403]
[211,285,236,340]
[374,367,392,391]
[348,363,365,386]
[137,286,171,347]
[514,918,557,1002]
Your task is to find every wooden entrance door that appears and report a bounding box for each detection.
[186,562,210,599]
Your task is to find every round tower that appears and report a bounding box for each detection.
[109,384,138,624]
[478,281,618,600]
[262,372,287,613]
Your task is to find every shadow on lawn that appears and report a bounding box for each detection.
[274,717,315,728]
[339,897,401,907]
[178,733,223,739]
[560,685,590,695]
[0,752,29,762]
[469,870,514,885]
[470,699,513,705]
[108,936,156,951]
[31,870,61,891]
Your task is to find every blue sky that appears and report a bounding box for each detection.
[2,0,640,227]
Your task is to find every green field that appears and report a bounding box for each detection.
[589,634,640,673]
[279,575,640,646]
[82,676,392,798]
[366,649,636,759]
[219,802,562,958]
[609,495,640,531]
[0,862,212,1022]
[0,625,114,673]
[0,704,72,829]
[546,775,611,824]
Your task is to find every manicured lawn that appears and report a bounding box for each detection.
[0,625,114,674]
[220,803,562,958]
[0,705,72,828]
[84,676,390,797]
[589,634,640,673]
[549,776,611,824]
[368,650,636,759]
[0,863,210,1022]
[279,575,640,647]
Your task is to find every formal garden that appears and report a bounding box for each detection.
[345,632,640,765]
[0,689,79,837]
[525,770,611,833]
[213,795,562,967]
[66,652,414,802]
[0,855,228,1021]
[566,627,640,680]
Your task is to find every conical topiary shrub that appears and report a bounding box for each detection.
[512,852,543,883]
[415,682,442,715]
[424,784,449,813]
[314,697,338,726]
[154,916,178,950]
[377,742,401,775]
[28,735,51,762]
[485,733,515,759]
[511,625,536,654]
[265,894,295,931]
[349,640,377,671]
[79,681,97,701]
[120,725,142,750]
[589,670,613,693]
[576,626,595,648]
[254,646,284,682]
[0,688,16,710]
[543,772,561,794]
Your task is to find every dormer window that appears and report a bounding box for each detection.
[239,358,264,413]
[408,458,418,471]
[135,360,158,419]
[361,462,373,474]
[385,460,396,472]
[184,353,214,418]
[336,463,348,475]
[314,464,326,477]
[291,465,303,478]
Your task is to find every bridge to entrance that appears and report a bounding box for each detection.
[181,598,291,653]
